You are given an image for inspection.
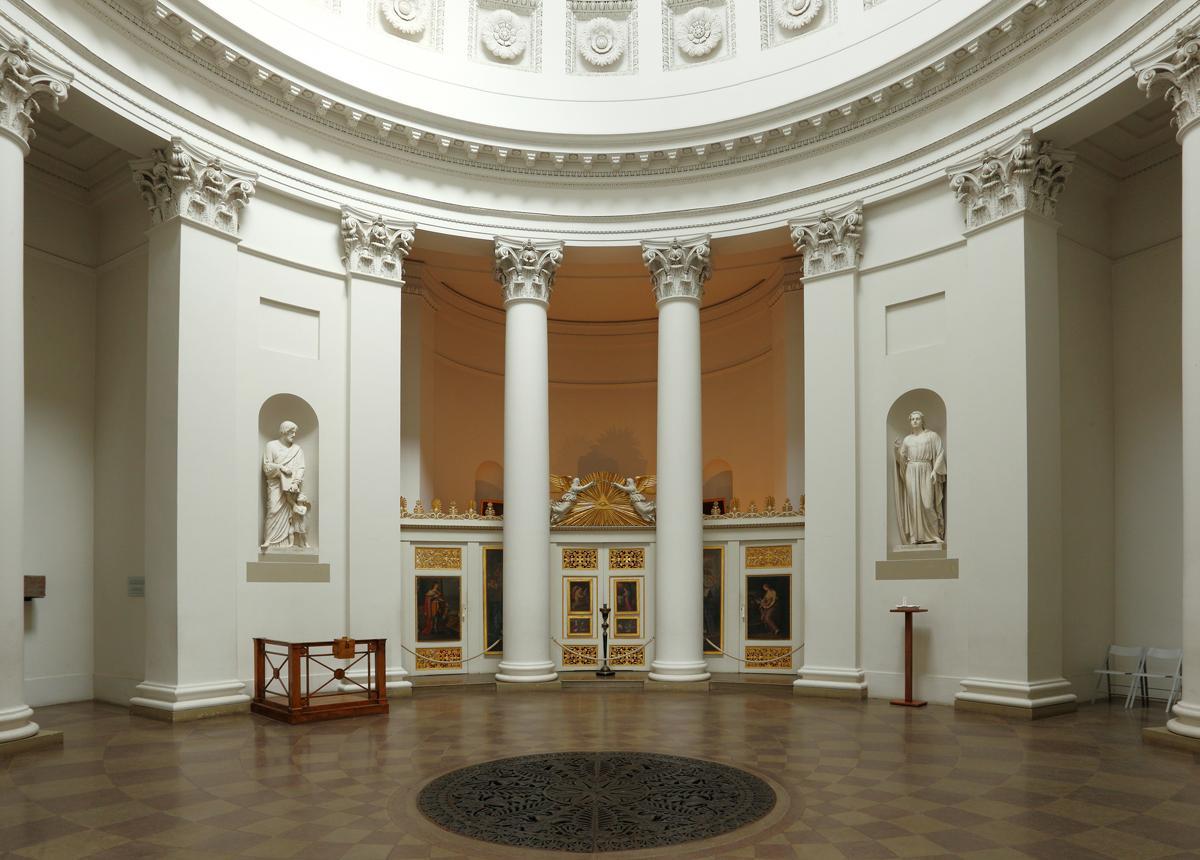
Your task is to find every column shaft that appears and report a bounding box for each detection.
[650,297,708,681]
[1169,124,1200,737]
[0,134,37,743]
[496,298,555,682]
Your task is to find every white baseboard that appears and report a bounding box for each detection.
[93,674,141,706]
[24,673,93,707]
[864,670,962,705]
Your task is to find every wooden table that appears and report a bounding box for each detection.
[889,607,928,707]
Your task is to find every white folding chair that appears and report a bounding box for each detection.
[1128,648,1183,713]
[1092,645,1145,708]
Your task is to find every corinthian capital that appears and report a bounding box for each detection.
[788,203,863,279]
[494,238,564,305]
[948,132,1073,232]
[340,207,415,281]
[642,236,711,303]
[0,35,71,151]
[1135,27,1200,138]
[130,138,257,236]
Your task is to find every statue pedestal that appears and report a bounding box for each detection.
[889,606,928,708]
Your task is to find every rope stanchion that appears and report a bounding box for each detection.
[704,638,805,666]
[552,637,655,662]
[400,641,501,665]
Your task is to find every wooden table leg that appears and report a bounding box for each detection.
[891,609,927,708]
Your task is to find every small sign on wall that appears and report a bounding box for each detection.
[127,576,146,598]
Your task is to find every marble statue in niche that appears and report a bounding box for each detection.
[550,476,595,525]
[261,421,311,551]
[892,411,946,545]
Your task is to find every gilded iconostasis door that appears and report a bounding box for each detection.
[738,543,801,674]
[553,544,651,672]
[409,545,468,676]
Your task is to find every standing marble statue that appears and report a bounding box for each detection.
[893,411,946,545]
[261,421,310,551]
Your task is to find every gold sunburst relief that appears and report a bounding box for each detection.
[549,472,655,528]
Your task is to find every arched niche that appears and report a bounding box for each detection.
[258,394,320,555]
[886,389,947,558]
[703,459,733,514]
[474,460,503,513]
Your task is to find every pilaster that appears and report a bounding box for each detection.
[643,236,711,683]
[0,31,69,749]
[130,139,258,720]
[788,204,866,698]
[947,133,1076,718]
[343,208,416,693]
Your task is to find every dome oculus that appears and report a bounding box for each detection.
[675,7,723,59]
[380,0,427,36]
[776,0,821,31]
[579,17,625,68]
[482,9,528,61]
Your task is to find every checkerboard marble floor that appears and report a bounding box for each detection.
[2,691,1198,859]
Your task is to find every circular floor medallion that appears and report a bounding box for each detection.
[417,751,777,853]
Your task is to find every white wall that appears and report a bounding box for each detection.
[22,181,97,706]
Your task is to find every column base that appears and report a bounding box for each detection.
[340,668,413,696]
[1166,699,1200,739]
[954,677,1076,719]
[1144,726,1200,752]
[794,666,868,699]
[0,730,63,756]
[0,705,40,744]
[648,659,710,683]
[496,680,562,693]
[495,660,558,684]
[130,680,250,722]
[645,679,709,692]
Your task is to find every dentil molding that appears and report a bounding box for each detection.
[130,136,257,235]
[340,207,416,280]
[94,0,1084,177]
[642,236,712,303]
[494,237,564,304]
[1135,26,1200,139]
[789,203,863,278]
[947,131,1074,232]
[0,32,70,151]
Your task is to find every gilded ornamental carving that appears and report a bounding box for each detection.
[745,545,792,569]
[562,548,599,570]
[340,208,416,280]
[608,644,645,666]
[948,132,1074,231]
[0,35,70,148]
[789,203,864,278]
[608,548,645,569]
[414,546,463,569]
[130,138,257,235]
[415,647,462,670]
[1136,28,1200,137]
[745,646,792,669]
[550,472,656,527]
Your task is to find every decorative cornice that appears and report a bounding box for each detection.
[642,236,711,303]
[493,237,563,305]
[947,131,1073,231]
[0,33,71,152]
[107,0,1081,178]
[1135,27,1200,139]
[130,137,257,235]
[339,207,415,280]
[788,203,863,278]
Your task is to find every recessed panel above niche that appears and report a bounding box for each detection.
[471,0,543,72]
[568,1,638,76]
[373,0,445,51]
[259,298,320,360]
[663,0,735,70]
[760,0,837,50]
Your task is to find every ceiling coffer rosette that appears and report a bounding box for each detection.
[775,0,821,31]
[579,17,626,68]
[380,0,427,36]
[675,7,723,59]
[482,9,528,60]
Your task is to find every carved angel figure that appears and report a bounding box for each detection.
[550,475,595,525]
[613,476,656,524]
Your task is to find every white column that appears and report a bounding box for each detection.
[129,139,257,719]
[0,35,69,746]
[780,260,805,506]
[1137,29,1200,741]
[341,208,415,692]
[494,238,563,683]
[788,205,867,698]
[643,237,712,683]
[400,262,436,504]
[948,133,1076,717]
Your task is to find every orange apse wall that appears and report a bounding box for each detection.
[427,300,784,509]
